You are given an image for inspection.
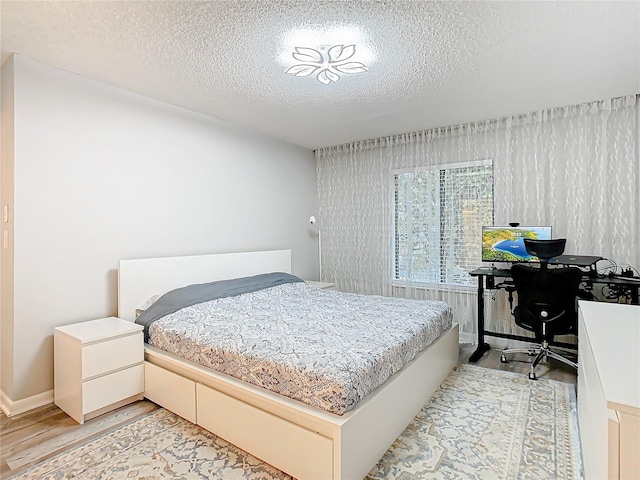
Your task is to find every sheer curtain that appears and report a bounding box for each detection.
[316,95,639,341]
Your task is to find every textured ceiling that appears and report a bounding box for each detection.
[2,1,639,150]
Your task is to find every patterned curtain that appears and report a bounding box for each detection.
[316,95,639,342]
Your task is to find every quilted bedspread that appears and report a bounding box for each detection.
[148,281,452,415]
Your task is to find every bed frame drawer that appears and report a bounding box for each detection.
[196,383,333,480]
[144,362,196,423]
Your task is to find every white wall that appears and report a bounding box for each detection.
[4,55,319,403]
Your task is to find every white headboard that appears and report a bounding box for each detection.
[118,249,292,321]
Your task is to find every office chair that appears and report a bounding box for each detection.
[501,238,583,380]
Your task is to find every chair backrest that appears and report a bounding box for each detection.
[524,238,566,270]
[510,264,583,339]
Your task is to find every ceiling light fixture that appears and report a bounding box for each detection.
[279,25,374,85]
[285,44,368,85]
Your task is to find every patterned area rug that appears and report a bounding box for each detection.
[10,364,581,480]
[367,364,581,480]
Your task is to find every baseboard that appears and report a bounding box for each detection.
[1,388,54,417]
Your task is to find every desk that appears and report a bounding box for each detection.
[468,267,640,362]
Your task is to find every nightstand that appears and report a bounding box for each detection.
[54,317,144,424]
[306,281,336,290]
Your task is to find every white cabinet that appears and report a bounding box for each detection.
[578,301,640,480]
[54,317,144,424]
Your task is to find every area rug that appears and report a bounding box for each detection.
[10,364,582,480]
[366,364,582,480]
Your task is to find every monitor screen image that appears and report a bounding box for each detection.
[481,226,553,262]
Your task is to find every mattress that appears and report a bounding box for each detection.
[147,281,453,415]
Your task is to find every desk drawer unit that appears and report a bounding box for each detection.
[55,317,144,424]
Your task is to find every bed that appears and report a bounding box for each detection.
[118,250,459,480]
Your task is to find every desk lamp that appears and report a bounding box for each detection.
[523,239,566,270]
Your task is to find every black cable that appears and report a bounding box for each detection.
[596,258,617,277]
[601,284,620,300]
[618,264,640,277]
[601,284,634,303]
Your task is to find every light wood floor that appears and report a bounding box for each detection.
[1,400,160,478]
[1,344,576,478]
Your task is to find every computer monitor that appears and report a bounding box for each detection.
[481,226,553,263]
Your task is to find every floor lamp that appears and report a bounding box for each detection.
[309,216,322,281]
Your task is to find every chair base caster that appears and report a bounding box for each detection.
[529,371,538,380]
[500,354,508,363]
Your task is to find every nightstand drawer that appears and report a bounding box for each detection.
[83,363,144,414]
[82,332,143,379]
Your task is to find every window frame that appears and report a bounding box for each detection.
[392,159,494,289]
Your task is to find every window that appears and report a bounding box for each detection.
[394,161,494,287]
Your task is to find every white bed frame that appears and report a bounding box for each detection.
[118,250,459,480]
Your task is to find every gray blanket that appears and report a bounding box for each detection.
[136,272,304,341]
